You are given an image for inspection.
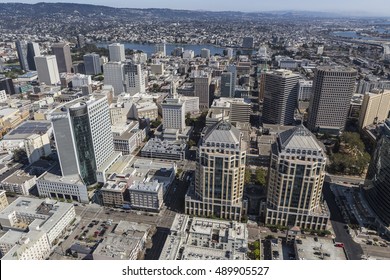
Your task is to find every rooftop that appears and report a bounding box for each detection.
[4,121,51,140]
[203,121,241,145]
[295,236,347,260]
[278,125,324,153]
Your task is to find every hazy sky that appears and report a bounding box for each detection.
[2,0,390,16]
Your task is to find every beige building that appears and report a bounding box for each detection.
[265,125,330,230]
[193,71,211,109]
[24,133,51,164]
[0,170,37,195]
[0,190,8,211]
[101,174,130,208]
[185,121,247,220]
[129,180,164,211]
[358,90,390,129]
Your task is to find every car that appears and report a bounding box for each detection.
[335,243,344,248]
[74,235,79,240]
[81,226,85,230]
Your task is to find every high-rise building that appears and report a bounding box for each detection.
[201,48,210,59]
[34,55,60,85]
[26,42,41,71]
[16,40,28,71]
[265,125,330,230]
[103,62,124,95]
[77,34,86,49]
[185,121,247,220]
[0,78,16,95]
[242,37,254,49]
[262,69,299,125]
[358,90,390,129]
[364,119,390,227]
[226,48,234,59]
[298,80,313,101]
[193,71,211,109]
[83,53,101,75]
[155,43,166,57]
[123,62,145,95]
[162,83,186,132]
[108,43,126,62]
[50,95,114,185]
[52,43,72,73]
[227,65,237,96]
[307,66,357,134]
[220,72,233,98]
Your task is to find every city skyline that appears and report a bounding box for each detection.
[3,0,390,16]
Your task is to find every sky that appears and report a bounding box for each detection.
[2,0,390,16]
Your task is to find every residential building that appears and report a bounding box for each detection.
[150,63,164,75]
[103,61,124,95]
[83,53,101,75]
[52,43,72,73]
[26,42,41,71]
[262,69,299,125]
[123,63,145,95]
[34,55,60,85]
[185,121,247,220]
[265,125,330,230]
[108,43,125,62]
[129,180,164,211]
[307,66,357,134]
[358,90,390,129]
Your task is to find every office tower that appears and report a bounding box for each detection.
[183,50,194,59]
[201,48,210,59]
[262,69,299,125]
[0,78,16,95]
[358,90,390,129]
[50,95,114,185]
[26,42,41,71]
[123,62,145,95]
[221,72,233,98]
[242,37,254,49]
[172,47,184,57]
[52,43,72,73]
[298,80,313,101]
[108,43,125,62]
[307,66,357,134]
[227,65,237,95]
[193,71,211,109]
[185,121,247,220]
[16,40,28,71]
[34,55,60,85]
[226,48,234,59]
[162,83,185,132]
[77,34,86,49]
[83,53,101,75]
[265,125,329,230]
[364,119,390,227]
[103,62,124,95]
[155,43,166,57]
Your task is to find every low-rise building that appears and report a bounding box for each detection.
[129,180,164,211]
[141,138,186,161]
[101,173,130,208]
[0,170,36,195]
[0,190,8,211]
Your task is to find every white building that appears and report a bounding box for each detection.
[24,133,51,164]
[129,180,164,211]
[162,96,186,132]
[181,96,199,115]
[226,48,234,59]
[298,80,313,101]
[34,55,60,85]
[124,63,145,95]
[183,50,195,59]
[103,61,124,95]
[109,43,126,62]
[71,73,91,88]
[0,170,36,196]
[0,90,7,103]
[155,43,166,57]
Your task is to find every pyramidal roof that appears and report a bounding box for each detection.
[278,125,323,151]
[203,121,241,144]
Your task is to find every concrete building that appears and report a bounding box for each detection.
[0,197,75,259]
[183,50,194,59]
[181,96,199,115]
[141,138,186,161]
[226,48,234,59]
[298,80,313,101]
[34,55,60,85]
[128,99,158,120]
[101,173,130,207]
[108,43,125,62]
[265,125,330,230]
[193,71,211,109]
[0,190,8,211]
[26,42,41,71]
[103,61,124,95]
[16,40,28,71]
[160,214,248,260]
[308,66,357,134]
[155,43,166,57]
[52,43,72,73]
[71,74,91,88]
[124,63,145,95]
[262,69,299,125]
[113,123,145,155]
[150,63,164,75]
[49,95,114,186]
[0,170,36,196]
[162,95,186,132]
[185,121,247,220]
[208,98,251,124]
[358,90,390,129]
[129,180,164,211]
[83,53,101,75]
[201,48,211,59]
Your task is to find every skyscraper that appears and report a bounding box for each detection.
[34,55,60,85]
[185,121,247,220]
[162,83,186,132]
[155,43,166,57]
[193,71,211,109]
[108,43,125,62]
[50,95,114,186]
[364,119,390,227]
[77,34,86,49]
[0,78,16,95]
[83,53,101,75]
[201,48,210,59]
[227,65,237,96]
[307,66,357,134]
[262,69,299,125]
[220,72,233,98]
[103,62,124,95]
[52,43,72,73]
[16,40,28,71]
[265,125,329,230]
[26,42,41,71]
[123,62,145,95]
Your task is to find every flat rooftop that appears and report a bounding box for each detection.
[181,245,246,260]
[295,236,347,260]
[39,164,84,186]
[4,121,51,140]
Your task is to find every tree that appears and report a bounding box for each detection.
[255,168,267,186]
[253,249,260,260]
[244,169,251,184]
[151,120,161,128]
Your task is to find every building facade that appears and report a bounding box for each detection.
[26,42,41,71]
[52,43,72,73]
[103,62,124,95]
[123,63,145,95]
[34,55,60,85]
[108,43,126,62]
[83,53,101,75]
